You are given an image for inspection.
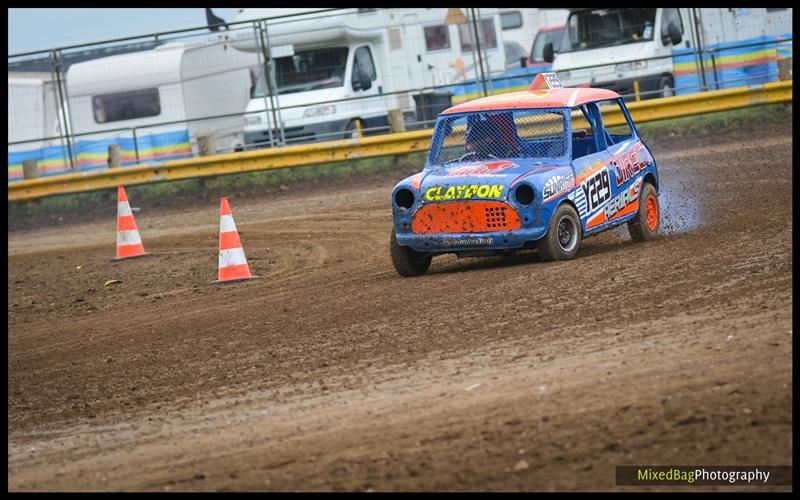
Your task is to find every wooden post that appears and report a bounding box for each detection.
[778,57,792,81]
[198,135,216,156]
[22,159,38,180]
[388,108,406,133]
[107,144,120,168]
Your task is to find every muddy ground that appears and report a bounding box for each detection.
[7,121,793,491]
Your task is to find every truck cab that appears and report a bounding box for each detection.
[549,8,690,99]
[244,40,389,147]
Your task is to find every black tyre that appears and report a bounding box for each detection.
[344,119,359,140]
[658,75,674,98]
[628,182,660,241]
[537,203,582,261]
[390,229,431,277]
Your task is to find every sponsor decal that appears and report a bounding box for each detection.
[604,177,643,220]
[580,168,611,214]
[575,159,607,186]
[612,142,652,187]
[541,171,575,203]
[446,161,516,177]
[440,237,494,246]
[425,184,504,201]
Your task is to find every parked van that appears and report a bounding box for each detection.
[64,41,254,170]
[548,8,792,99]
[230,8,507,147]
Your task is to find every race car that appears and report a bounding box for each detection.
[389,72,660,277]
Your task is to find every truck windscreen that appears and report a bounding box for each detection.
[560,8,656,53]
[253,46,349,97]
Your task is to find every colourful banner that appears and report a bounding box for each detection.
[8,129,192,182]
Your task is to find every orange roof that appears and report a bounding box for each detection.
[442,87,620,114]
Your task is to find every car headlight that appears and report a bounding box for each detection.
[303,105,337,118]
[245,114,262,125]
[615,60,648,72]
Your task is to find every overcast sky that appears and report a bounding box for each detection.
[8,8,240,55]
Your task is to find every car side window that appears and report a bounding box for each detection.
[352,46,377,86]
[597,99,635,146]
[661,8,683,44]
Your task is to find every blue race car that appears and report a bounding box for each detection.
[390,73,660,277]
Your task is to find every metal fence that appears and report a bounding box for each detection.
[7,8,793,183]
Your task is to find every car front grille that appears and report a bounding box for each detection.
[412,201,521,234]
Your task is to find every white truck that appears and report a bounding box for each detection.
[229,8,507,147]
[65,40,255,169]
[547,8,792,99]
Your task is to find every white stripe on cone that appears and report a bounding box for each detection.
[117,201,132,216]
[117,230,142,246]
[219,247,248,268]
[219,214,237,233]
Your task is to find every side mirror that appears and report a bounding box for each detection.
[354,69,372,91]
[667,22,682,45]
[543,42,554,63]
[520,56,528,68]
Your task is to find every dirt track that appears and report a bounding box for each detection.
[7,124,793,491]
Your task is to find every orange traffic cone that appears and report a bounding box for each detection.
[214,197,257,283]
[112,186,149,261]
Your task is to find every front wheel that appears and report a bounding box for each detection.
[390,229,431,277]
[658,76,674,98]
[537,203,582,261]
[628,182,660,241]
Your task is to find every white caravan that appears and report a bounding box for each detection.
[66,40,254,165]
[230,8,507,147]
[549,8,792,99]
[8,72,67,149]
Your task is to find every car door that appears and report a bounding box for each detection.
[595,98,653,226]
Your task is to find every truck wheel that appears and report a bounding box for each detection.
[628,182,660,241]
[537,203,582,261]
[344,120,359,140]
[390,229,431,277]
[659,76,674,98]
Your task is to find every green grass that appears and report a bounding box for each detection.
[8,102,792,222]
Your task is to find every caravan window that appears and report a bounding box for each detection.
[500,11,523,30]
[424,25,451,51]
[561,9,656,52]
[458,19,498,51]
[92,88,160,123]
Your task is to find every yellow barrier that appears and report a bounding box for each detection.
[8,80,792,202]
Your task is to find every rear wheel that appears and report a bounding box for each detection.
[537,203,582,261]
[390,229,431,277]
[628,182,660,241]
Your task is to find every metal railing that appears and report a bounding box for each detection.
[8,80,792,202]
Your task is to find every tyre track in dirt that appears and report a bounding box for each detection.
[8,124,792,491]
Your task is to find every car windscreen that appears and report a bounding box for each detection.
[560,8,656,53]
[253,46,348,97]
[430,109,569,165]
